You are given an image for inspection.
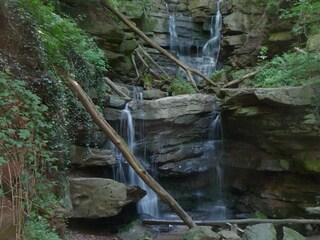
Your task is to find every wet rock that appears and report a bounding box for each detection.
[218,230,240,240]
[181,226,220,240]
[125,186,147,204]
[70,145,116,167]
[242,223,276,240]
[283,227,305,240]
[117,220,156,240]
[69,178,127,218]
[143,89,168,100]
[129,94,215,120]
[106,95,127,109]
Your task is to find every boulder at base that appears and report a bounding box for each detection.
[242,223,277,240]
[181,226,220,240]
[69,178,126,218]
[283,227,305,240]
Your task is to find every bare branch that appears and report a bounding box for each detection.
[104,77,131,100]
[223,64,271,88]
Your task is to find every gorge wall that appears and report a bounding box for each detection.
[10,0,316,221]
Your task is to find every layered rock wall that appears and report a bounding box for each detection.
[220,84,320,217]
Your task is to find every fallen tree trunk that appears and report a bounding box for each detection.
[137,46,170,80]
[143,218,320,226]
[65,77,197,229]
[100,0,218,90]
[104,77,131,100]
[223,64,271,88]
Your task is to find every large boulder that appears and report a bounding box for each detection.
[69,178,127,218]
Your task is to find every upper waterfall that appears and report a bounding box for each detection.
[166,0,223,80]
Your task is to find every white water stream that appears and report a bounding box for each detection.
[167,0,223,79]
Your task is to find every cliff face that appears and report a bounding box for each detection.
[2,0,319,229]
[57,0,320,219]
[220,85,320,217]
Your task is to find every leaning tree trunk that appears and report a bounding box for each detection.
[100,0,218,89]
[65,77,197,229]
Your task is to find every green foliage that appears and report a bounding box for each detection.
[253,52,320,87]
[0,72,62,238]
[168,78,198,95]
[14,0,107,108]
[282,0,320,20]
[265,0,280,15]
[23,219,61,240]
[258,46,269,61]
[142,74,152,88]
[281,0,320,35]
[15,0,106,73]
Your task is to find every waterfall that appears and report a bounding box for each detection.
[208,113,226,219]
[167,0,223,80]
[115,97,159,218]
[203,0,223,70]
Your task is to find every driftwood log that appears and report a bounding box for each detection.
[143,218,320,226]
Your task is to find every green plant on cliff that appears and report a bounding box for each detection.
[252,51,320,87]
[0,72,61,239]
[281,0,320,35]
[13,0,108,142]
[168,78,198,95]
[14,0,107,105]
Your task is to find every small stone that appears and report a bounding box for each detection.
[181,226,220,240]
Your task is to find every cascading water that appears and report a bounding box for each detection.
[208,113,226,219]
[115,93,159,218]
[167,0,223,79]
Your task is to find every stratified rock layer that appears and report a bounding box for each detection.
[221,84,320,218]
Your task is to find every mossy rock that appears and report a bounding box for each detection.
[308,33,320,52]
[119,1,144,20]
[293,152,320,173]
[268,31,293,42]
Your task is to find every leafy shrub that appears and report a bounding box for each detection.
[0,72,61,239]
[253,52,320,87]
[168,78,198,95]
[23,219,61,240]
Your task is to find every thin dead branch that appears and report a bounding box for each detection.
[223,64,271,88]
[104,77,131,100]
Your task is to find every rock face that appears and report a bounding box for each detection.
[220,84,320,217]
[70,145,116,167]
[221,0,295,68]
[105,94,217,177]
